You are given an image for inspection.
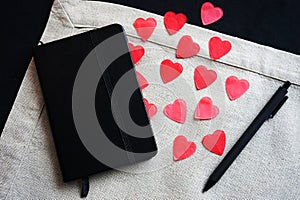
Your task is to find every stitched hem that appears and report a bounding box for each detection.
[59,0,300,86]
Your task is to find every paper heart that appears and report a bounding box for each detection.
[129,43,145,64]
[164,11,187,35]
[201,2,223,25]
[136,71,149,90]
[133,18,157,41]
[164,99,187,124]
[202,130,226,156]
[194,66,217,90]
[194,97,219,120]
[209,36,232,60]
[226,76,249,100]
[144,98,157,118]
[173,135,197,161]
[176,35,200,59]
[160,59,183,83]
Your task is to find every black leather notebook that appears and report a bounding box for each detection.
[33,24,157,183]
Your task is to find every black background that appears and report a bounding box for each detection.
[1,0,53,134]
[1,0,299,135]
[99,0,300,55]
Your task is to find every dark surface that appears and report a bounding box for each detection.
[98,0,300,55]
[1,0,299,136]
[1,0,53,134]
[33,25,157,181]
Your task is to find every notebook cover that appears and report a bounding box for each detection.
[33,24,157,182]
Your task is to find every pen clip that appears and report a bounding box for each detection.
[269,96,288,119]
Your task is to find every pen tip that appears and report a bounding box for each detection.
[202,179,216,193]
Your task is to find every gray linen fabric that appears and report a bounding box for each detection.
[0,0,299,199]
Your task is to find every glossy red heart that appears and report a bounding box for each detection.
[194,66,217,90]
[136,71,149,90]
[164,99,187,124]
[226,76,249,100]
[194,97,219,120]
[209,36,232,60]
[160,59,183,83]
[201,2,223,25]
[144,98,157,118]
[173,135,197,161]
[129,43,145,64]
[164,11,187,35]
[133,18,157,41]
[202,130,226,156]
[176,35,200,59]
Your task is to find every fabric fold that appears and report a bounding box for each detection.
[59,0,300,86]
[1,0,299,199]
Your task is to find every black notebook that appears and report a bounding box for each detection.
[33,24,157,183]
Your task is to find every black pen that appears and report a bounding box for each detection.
[202,81,291,193]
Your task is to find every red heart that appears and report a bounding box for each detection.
[202,130,226,156]
[164,99,187,124]
[209,36,232,60]
[201,2,223,25]
[133,18,157,41]
[176,35,200,59]
[194,66,217,90]
[136,71,149,90]
[160,59,183,83]
[194,97,219,120]
[129,43,145,64]
[226,76,249,100]
[164,11,187,35]
[144,98,157,118]
[173,135,197,161]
